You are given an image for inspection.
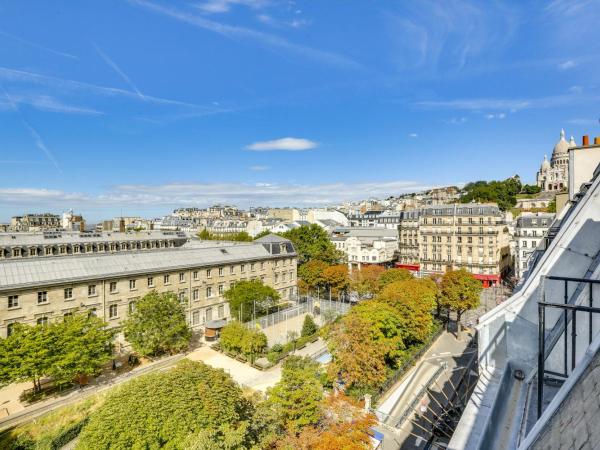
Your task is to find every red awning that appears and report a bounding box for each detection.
[395,263,421,271]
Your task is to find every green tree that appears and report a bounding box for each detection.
[439,269,482,331]
[0,323,56,393]
[266,356,324,432]
[224,279,280,322]
[521,184,541,195]
[198,229,212,240]
[77,360,253,449]
[301,314,318,337]
[280,224,343,265]
[460,176,522,211]
[219,321,247,354]
[123,291,191,357]
[547,198,557,213]
[241,329,268,363]
[50,313,113,387]
[378,268,413,289]
[376,278,437,344]
[253,230,272,240]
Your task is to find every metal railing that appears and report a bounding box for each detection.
[537,275,600,418]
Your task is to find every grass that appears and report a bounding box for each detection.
[0,393,106,450]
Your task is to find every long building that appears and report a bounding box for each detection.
[0,234,297,338]
[396,204,511,287]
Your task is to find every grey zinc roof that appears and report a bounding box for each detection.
[0,230,189,247]
[0,243,291,291]
[254,234,290,243]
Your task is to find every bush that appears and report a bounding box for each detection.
[76,360,252,449]
[267,351,281,364]
[301,315,319,337]
[270,343,284,353]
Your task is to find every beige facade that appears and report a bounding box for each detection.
[397,210,420,268]
[0,238,297,338]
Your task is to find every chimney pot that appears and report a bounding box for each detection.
[582,135,590,146]
[595,137,600,145]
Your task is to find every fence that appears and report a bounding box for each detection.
[244,296,352,330]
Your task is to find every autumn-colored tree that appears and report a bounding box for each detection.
[276,393,377,450]
[297,260,328,292]
[439,269,482,330]
[322,264,350,298]
[378,268,413,289]
[350,265,385,297]
[376,278,437,344]
[326,314,389,391]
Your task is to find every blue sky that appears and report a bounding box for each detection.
[0,0,599,222]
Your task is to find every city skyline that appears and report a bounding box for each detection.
[1,0,599,220]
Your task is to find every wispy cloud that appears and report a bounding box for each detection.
[93,43,146,101]
[485,113,506,120]
[245,137,318,151]
[408,133,418,138]
[0,30,77,60]
[196,0,269,14]
[249,165,270,171]
[0,86,62,173]
[567,118,599,126]
[0,66,216,110]
[129,0,362,70]
[0,93,102,115]
[445,117,468,125]
[558,60,577,70]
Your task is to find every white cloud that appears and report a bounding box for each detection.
[197,0,269,14]
[245,137,318,151]
[445,117,468,125]
[558,60,577,70]
[485,112,506,120]
[0,94,102,115]
[93,43,145,101]
[249,165,270,171]
[408,133,418,138]
[0,180,438,216]
[567,118,599,126]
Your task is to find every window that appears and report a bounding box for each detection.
[7,323,16,337]
[110,281,118,293]
[64,288,73,300]
[218,305,224,318]
[192,310,200,325]
[109,304,118,319]
[219,267,224,276]
[251,263,255,271]
[88,285,96,296]
[218,284,224,295]
[206,307,213,322]
[207,269,212,278]
[178,292,186,303]
[148,276,154,287]
[230,266,235,274]
[129,279,136,290]
[8,295,19,308]
[179,272,185,282]
[37,317,48,326]
[261,262,265,270]
[88,308,97,317]
[206,287,212,298]
[192,289,199,301]
[164,274,170,284]
[241,264,245,273]
[63,312,73,319]
[275,274,279,283]
[37,291,48,304]
[129,302,136,314]
[193,270,198,280]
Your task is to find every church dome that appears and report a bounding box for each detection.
[552,129,569,157]
[541,154,550,171]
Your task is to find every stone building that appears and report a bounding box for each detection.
[10,213,62,232]
[418,204,511,286]
[514,212,555,279]
[0,235,297,338]
[396,209,421,272]
[330,228,398,270]
[536,129,576,192]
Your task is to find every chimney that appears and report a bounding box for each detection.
[595,137,600,145]
[582,135,589,146]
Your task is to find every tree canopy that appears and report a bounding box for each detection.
[123,291,191,357]
[301,314,319,337]
[0,313,112,392]
[266,356,324,432]
[198,230,253,242]
[224,279,280,322]
[280,224,344,265]
[350,265,385,297]
[297,260,328,292]
[460,176,522,211]
[439,269,482,327]
[322,264,350,298]
[76,360,253,450]
[377,268,413,290]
